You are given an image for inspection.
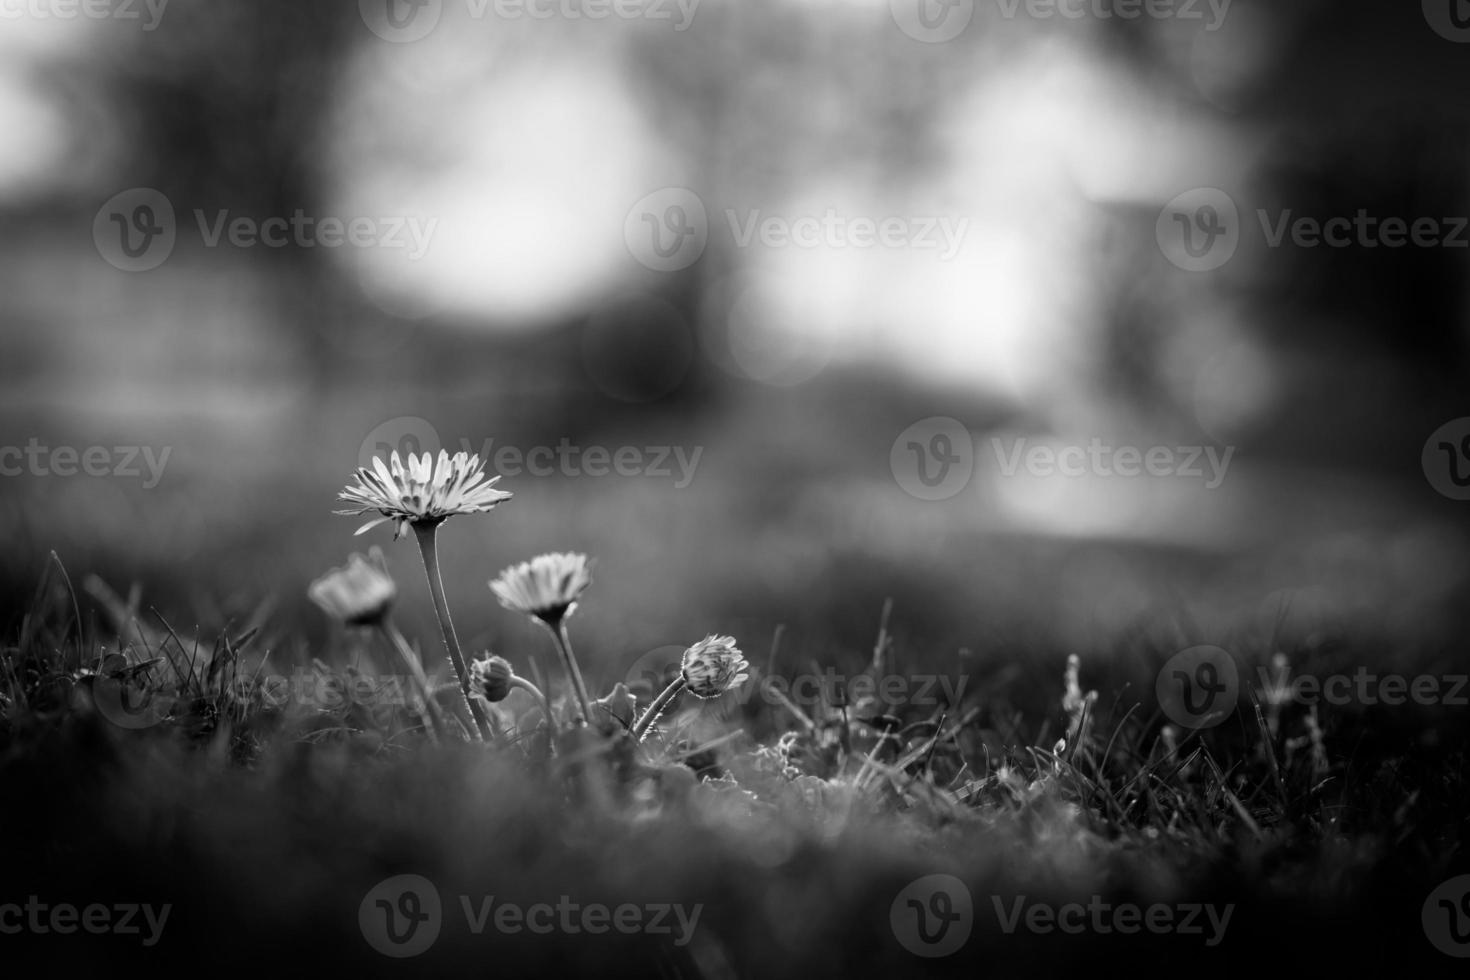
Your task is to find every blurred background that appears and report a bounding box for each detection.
[1,0,1468,689]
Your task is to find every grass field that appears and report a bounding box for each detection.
[2,529,1467,977]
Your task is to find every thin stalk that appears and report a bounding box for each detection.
[411,522,490,741]
[379,620,446,743]
[510,675,553,723]
[545,619,594,725]
[632,676,686,742]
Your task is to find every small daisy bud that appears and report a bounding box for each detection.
[470,655,515,702]
[308,551,396,627]
[680,635,750,699]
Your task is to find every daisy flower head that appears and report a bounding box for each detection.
[308,549,396,626]
[489,552,594,626]
[680,635,749,699]
[336,450,512,539]
[469,655,515,703]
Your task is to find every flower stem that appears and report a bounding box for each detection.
[412,522,490,741]
[632,676,686,742]
[546,620,594,725]
[510,675,552,720]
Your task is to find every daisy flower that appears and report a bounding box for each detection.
[489,552,593,626]
[308,550,396,627]
[632,634,748,742]
[333,448,512,741]
[680,635,750,699]
[336,450,511,540]
[490,552,595,724]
